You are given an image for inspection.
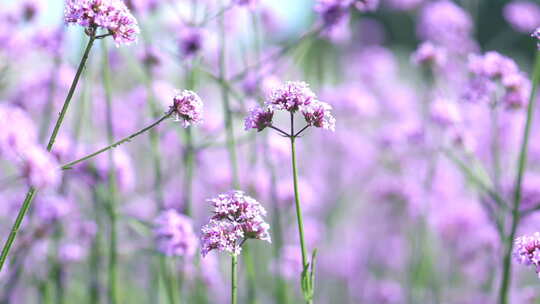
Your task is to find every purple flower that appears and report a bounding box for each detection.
[64,0,140,46]
[514,232,540,278]
[0,104,38,160]
[411,41,447,67]
[417,1,473,50]
[19,146,61,189]
[244,107,274,131]
[201,191,271,257]
[178,26,205,59]
[266,81,317,112]
[429,97,461,127]
[170,90,204,128]
[504,1,540,33]
[302,100,336,131]
[154,209,198,257]
[533,27,540,49]
[315,0,351,28]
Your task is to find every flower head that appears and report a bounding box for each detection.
[411,41,447,67]
[201,191,271,257]
[154,209,198,257]
[302,100,336,131]
[503,1,540,33]
[244,107,274,131]
[315,0,351,28]
[170,90,203,128]
[64,0,140,46]
[266,81,317,112]
[514,232,540,277]
[354,0,379,12]
[20,146,61,189]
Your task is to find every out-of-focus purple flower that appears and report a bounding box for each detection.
[271,245,303,280]
[354,0,379,12]
[59,243,86,263]
[178,26,205,59]
[234,0,258,8]
[411,41,447,67]
[64,0,140,46]
[35,194,72,223]
[417,1,473,50]
[0,104,38,160]
[170,90,204,128]
[19,0,42,22]
[244,107,274,131]
[315,0,351,28]
[154,209,198,257]
[514,232,540,278]
[503,1,540,33]
[363,279,404,303]
[430,98,461,127]
[201,191,271,257]
[302,100,336,131]
[465,52,530,109]
[19,146,61,189]
[125,0,159,14]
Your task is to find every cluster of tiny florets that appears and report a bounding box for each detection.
[64,0,140,46]
[514,232,540,278]
[245,81,336,133]
[411,41,447,67]
[153,209,198,257]
[464,51,530,109]
[201,191,271,257]
[170,90,204,128]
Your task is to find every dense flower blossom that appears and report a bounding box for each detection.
[244,107,274,131]
[411,41,447,67]
[503,1,540,33]
[170,90,204,128]
[302,100,336,131]
[154,209,198,257]
[464,52,530,108]
[201,191,271,257]
[0,104,38,160]
[64,0,140,46]
[430,98,461,127]
[514,232,540,277]
[245,81,335,133]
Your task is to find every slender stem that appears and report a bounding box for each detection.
[269,125,290,137]
[61,113,171,170]
[102,40,119,304]
[182,127,195,215]
[231,255,238,304]
[294,125,310,137]
[0,34,96,271]
[159,256,178,304]
[498,50,540,304]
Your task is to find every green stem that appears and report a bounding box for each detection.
[182,127,195,215]
[102,40,119,304]
[61,112,171,170]
[231,255,238,304]
[159,256,178,304]
[498,50,540,304]
[0,34,96,271]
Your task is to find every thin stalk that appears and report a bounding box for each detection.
[498,51,540,304]
[159,256,178,304]
[0,34,96,271]
[61,112,171,170]
[231,255,238,304]
[102,40,119,304]
[182,127,195,215]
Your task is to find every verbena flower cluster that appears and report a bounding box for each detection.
[464,51,531,108]
[153,209,198,257]
[245,81,336,132]
[170,90,204,128]
[64,0,140,45]
[201,191,271,257]
[514,232,540,277]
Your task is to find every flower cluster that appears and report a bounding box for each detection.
[64,0,140,45]
[201,191,271,257]
[464,51,531,108]
[411,41,447,68]
[503,1,540,33]
[514,232,540,278]
[245,81,336,133]
[154,209,198,257]
[315,0,351,28]
[170,90,204,128]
